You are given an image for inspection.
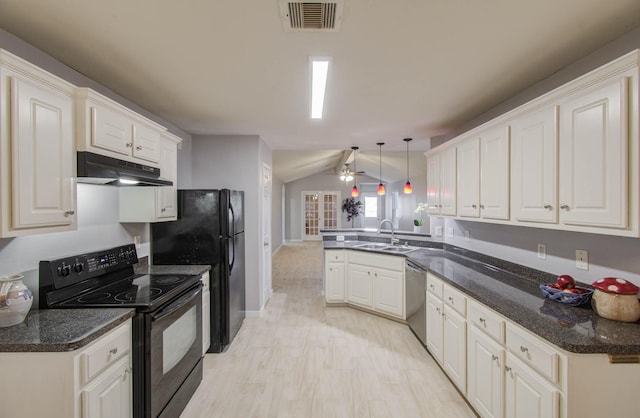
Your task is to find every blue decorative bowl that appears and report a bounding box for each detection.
[539,284,593,307]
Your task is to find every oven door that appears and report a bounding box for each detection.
[149,284,203,418]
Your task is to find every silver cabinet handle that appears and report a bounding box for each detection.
[492,355,498,361]
[436,307,440,313]
[126,143,133,148]
[136,145,143,151]
[329,268,333,272]
[505,366,512,372]
[448,296,454,303]
[520,345,528,353]
[472,204,477,209]
[64,210,75,216]
[109,347,118,355]
[543,204,552,210]
[480,204,485,209]
[560,204,569,210]
[442,312,447,319]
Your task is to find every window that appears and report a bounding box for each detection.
[364,196,378,218]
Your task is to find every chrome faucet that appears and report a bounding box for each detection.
[378,219,399,245]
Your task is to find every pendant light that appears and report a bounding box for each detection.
[403,138,413,194]
[351,146,360,197]
[377,142,386,195]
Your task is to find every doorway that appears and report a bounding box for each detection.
[302,191,340,240]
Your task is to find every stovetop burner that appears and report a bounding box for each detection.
[114,287,163,302]
[154,275,185,285]
[77,292,112,303]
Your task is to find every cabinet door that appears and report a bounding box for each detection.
[82,355,132,418]
[440,147,457,216]
[156,139,177,218]
[505,354,559,418]
[427,154,441,215]
[10,74,75,229]
[468,326,505,418]
[558,77,628,229]
[443,305,467,393]
[457,137,481,218]
[132,123,160,163]
[426,291,444,364]
[480,125,510,220]
[511,106,558,224]
[325,262,346,302]
[347,264,373,308]
[372,267,404,318]
[90,103,133,156]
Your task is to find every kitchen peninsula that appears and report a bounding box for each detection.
[322,231,640,418]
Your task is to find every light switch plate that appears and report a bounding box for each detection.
[447,227,454,238]
[435,226,443,237]
[464,230,470,241]
[576,249,589,270]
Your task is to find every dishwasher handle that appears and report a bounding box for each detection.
[406,260,426,273]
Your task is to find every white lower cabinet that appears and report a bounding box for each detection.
[325,250,346,302]
[467,325,505,418]
[505,354,559,418]
[1,320,132,418]
[325,249,405,319]
[426,273,467,393]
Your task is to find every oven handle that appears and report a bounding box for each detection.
[151,283,203,322]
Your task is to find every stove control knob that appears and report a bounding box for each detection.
[73,263,84,273]
[60,265,71,277]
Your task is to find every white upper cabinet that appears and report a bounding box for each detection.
[456,125,510,220]
[427,147,457,216]
[511,105,558,224]
[76,88,164,165]
[480,125,510,220]
[558,76,629,229]
[0,49,77,237]
[457,137,481,218]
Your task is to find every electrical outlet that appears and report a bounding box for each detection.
[464,230,470,241]
[336,235,345,242]
[134,235,141,245]
[435,226,443,237]
[537,244,546,259]
[576,249,589,270]
[447,227,454,239]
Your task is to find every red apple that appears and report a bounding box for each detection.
[547,283,561,289]
[556,275,576,290]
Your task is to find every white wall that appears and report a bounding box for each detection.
[190,135,271,314]
[0,184,143,306]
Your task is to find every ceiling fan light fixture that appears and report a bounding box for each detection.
[376,142,386,195]
[403,137,413,194]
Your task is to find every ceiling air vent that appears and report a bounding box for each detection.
[279,1,344,32]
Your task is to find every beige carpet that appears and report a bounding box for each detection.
[181,241,474,418]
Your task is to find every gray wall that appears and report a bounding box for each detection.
[439,25,640,287]
[272,176,284,252]
[283,171,429,241]
[0,185,145,306]
[189,135,271,313]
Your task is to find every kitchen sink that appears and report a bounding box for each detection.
[381,246,417,253]
[355,243,390,249]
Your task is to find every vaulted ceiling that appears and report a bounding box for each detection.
[1,0,638,182]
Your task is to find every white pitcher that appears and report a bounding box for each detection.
[0,274,33,327]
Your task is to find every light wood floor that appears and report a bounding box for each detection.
[181,242,476,418]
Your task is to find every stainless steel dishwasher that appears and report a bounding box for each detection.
[405,259,427,345]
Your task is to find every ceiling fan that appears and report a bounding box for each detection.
[338,163,365,182]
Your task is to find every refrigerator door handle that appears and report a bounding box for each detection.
[229,201,236,237]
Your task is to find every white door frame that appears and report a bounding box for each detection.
[301,191,341,240]
[262,162,273,306]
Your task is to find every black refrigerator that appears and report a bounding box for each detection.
[151,189,245,353]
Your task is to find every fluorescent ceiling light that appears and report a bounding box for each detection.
[310,57,330,119]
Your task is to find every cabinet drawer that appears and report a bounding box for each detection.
[348,251,403,271]
[506,323,559,383]
[326,250,345,262]
[468,300,505,344]
[427,273,444,298]
[80,321,132,384]
[443,285,466,316]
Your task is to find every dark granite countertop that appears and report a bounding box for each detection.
[0,308,135,352]
[324,240,640,355]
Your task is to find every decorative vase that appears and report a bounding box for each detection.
[0,274,33,327]
[413,225,423,233]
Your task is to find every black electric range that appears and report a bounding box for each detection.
[39,244,204,418]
